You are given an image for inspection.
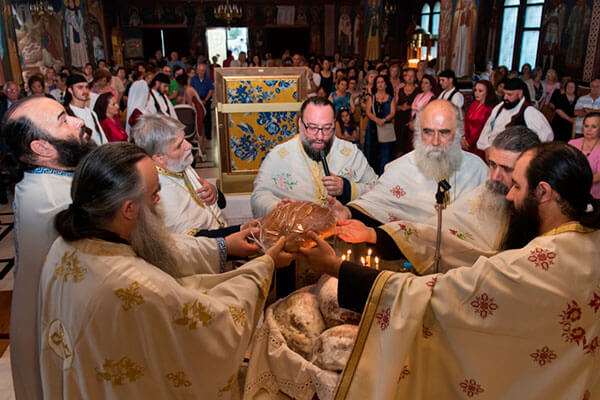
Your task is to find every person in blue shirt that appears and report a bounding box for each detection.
[190,63,214,140]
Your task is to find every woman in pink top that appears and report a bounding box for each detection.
[464,80,498,160]
[94,92,128,142]
[569,112,600,198]
[411,74,438,119]
[542,69,561,106]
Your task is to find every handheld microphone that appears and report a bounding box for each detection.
[319,150,331,176]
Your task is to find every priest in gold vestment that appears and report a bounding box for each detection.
[301,142,600,399]
[38,143,293,399]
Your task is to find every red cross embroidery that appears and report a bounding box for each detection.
[470,293,498,319]
[375,307,391,331]
[529,346,558,366]
[390,185,406,199]
[459,378,484,397]
[527,247,556,270]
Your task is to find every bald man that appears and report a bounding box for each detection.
[339,99,488,225]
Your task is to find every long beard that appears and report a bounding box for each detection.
[130,203,180,276]
[48,127,97,168]
[478,180,510,218]
[413,135,463,181]
[301,135,333,161]
[500,193,540,251]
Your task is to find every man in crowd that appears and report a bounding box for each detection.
[230,51,248,67]
[438,69,464,115]
[342,100,487,225]
[301,141,600,398]
[190,63,214,140]
[167,50,185,70]
[131,114,234,237]
[146,72,177,119]
[251,96,377,218]
[477,78,553,153]
[574,78,600,136]
[38,142,293,398]
[0,82,21,121]
[65,74,108,145]
[1,96,96,399]
[337,126,541,274]
[50,73,68,104]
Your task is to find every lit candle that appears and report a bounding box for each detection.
[375,257,379,270]
[361,257,366,266]
[366,248,372,267]
[346,249,352,262]
[342,254,346,261]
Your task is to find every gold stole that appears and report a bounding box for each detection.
[156,166,225,228]
[297,137,328,205]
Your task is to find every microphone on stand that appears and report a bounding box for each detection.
[319,150,330,176]
[433,179,451,274]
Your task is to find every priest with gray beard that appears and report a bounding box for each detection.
[335,100,488,226]
[336,126,541,274]
[37,142,294,398]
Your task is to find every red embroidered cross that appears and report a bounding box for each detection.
[529,346,557,366]
[527,248,556,270]
[375,307,391,331]
[470,293,498,319]
[459,378,484,397]
[390,185,406,199]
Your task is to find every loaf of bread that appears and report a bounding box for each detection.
[258,201,336,252]
[273,291,327,359]
[311,324,358,372]
[316,275,361,328]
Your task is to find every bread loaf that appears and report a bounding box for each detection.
[316,275,361,328]
[259,201,336,252]
[311,324,358,372]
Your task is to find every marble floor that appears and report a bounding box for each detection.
[0,136,230,398]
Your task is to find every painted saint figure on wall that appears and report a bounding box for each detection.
[365,0,380,62]
[450,0,478,77]
[437,0,453,71]
[564,0,590,70]
[65,7,89,68]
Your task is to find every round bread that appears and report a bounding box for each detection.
[273,291,326,359]
[316,275,361,328]
[259,201,336,252]
[311,324,358,372]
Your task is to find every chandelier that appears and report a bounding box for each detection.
[384,1,397,16]
[214,0,242,26]
[29,0,55,18]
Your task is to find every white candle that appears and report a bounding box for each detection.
[361,257,366,266]
[375,257,379,270]
[366,248,372,267]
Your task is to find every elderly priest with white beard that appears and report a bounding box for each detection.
[336,99,488,226]
[38,142,294,398]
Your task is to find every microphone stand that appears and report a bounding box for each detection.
[434,179,451,274]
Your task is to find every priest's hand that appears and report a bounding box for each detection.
[241,218,260,231]
[336,219,377,243]
[196,179,217,205]
[266,236,296,268]
[298,231,342,278]
[322,174,344,196]
[326,195,351,221]
[275,197,296,209]
[225,227,261,258]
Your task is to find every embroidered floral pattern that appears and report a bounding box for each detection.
[459,378,484,397]
[114,281,144,311]
[375,307,391,331]
[388,215,400,222]
[589,292,600,313]
[228,305,247,327]
[96,357,144,386]
[390,185,406,199]
[54,251,86,282]
[527,248,557,270]
[272,172,298,191]
[340,146,352,157]
[470,293,498,319]
[426,277,437,292]
[398,365,410,381]
[395,223,417,237]
[422,324,432,339]
[448,229,474,241]
[559,300,599,355]
[166,371,192,388]
[277,148,290,158]
[530,346,557,366]
[173,299,215,329]
[48,319,73,360]
[338,167,355,181]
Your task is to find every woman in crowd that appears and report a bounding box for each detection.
[525,67,545,109]
[411,74,438,120]
[27,74,52,98]
[366,74,397,174]
[176,74,208,161]
[335,108,360,147]
[542,69,560,106]
[464,80,497,160]
[551,79,578,142]
[329,77,354,115]
[520,63,532,82]
[361,69,379,169]
[83,63,94,82]
[359,60,371,86]
[94,92,127,142]
[569,112,600,199]
[395,68,419,155]
[389,64,403,95]
[319,59,334,96]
